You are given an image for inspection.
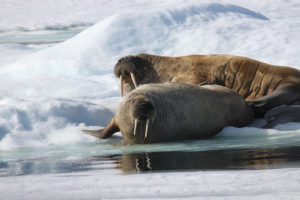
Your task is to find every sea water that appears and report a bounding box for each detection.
[1,0,300,199]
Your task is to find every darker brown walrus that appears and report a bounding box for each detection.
[84,54,300,139]
[84,83,253,144]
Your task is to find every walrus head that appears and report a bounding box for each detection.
[129,96,155,139]
[114,55,160,97]
[117,93,159,144]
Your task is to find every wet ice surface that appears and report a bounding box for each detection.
[1,0,300,199]
[2,144,300,200]
[2,146,300,177]
[2,129,300,199]
[2,123,300,178]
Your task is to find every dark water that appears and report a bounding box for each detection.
[0,26,89,45]
[1,146,300,176]
[114,146,300,173]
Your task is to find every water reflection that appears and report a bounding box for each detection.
[112,146,300,173]
[0,157,115,176]
[1,146,300,176]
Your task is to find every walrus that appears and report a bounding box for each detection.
[84,83,254,144]
[84,54,300,138]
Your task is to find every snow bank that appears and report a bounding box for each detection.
[0,44,52,66]
[0,3,273,76]
[0,0,266,31]
[2,2,300,77]
[0,97,116,149]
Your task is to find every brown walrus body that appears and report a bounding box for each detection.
[115,54,300,106]
[83,54,300,139]
[114,54,300,124]
[85,83,253,144]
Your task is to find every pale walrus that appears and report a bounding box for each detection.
[84,54,300,138]
[84,83,254,144]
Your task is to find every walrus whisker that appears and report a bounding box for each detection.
[134,118,138,136]
[130,72,138,88]
[120,75,123,97]
[145,118,150,139]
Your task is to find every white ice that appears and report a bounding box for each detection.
[1,168,300,200]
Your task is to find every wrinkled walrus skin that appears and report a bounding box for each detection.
[83,54,300,139]
[114,54,300,121]
[85,83,253,145]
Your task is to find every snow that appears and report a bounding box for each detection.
[0,0,300,199]
[2,1,299,77]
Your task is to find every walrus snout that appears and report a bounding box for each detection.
[114,55,152,97]
[114,56,137,77]
[130,97,155,121]
[129,96,154,139]
[114,56,140,97]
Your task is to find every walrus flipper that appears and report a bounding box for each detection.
[82,117,120,139]
[82,129,106,138]
[247,84,300,117]
[263,105,300,128]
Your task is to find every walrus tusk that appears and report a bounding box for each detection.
[130,72,138,88]
[134,118,138,136]
[120,75,124,97]
[144,118,150,139]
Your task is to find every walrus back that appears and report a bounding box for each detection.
[213,56,300,100]
[199,84,254,127]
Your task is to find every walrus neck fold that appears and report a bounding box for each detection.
[138,54,178,83]
[144,92,178,129]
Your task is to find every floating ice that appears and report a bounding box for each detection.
[0,1,299,151]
